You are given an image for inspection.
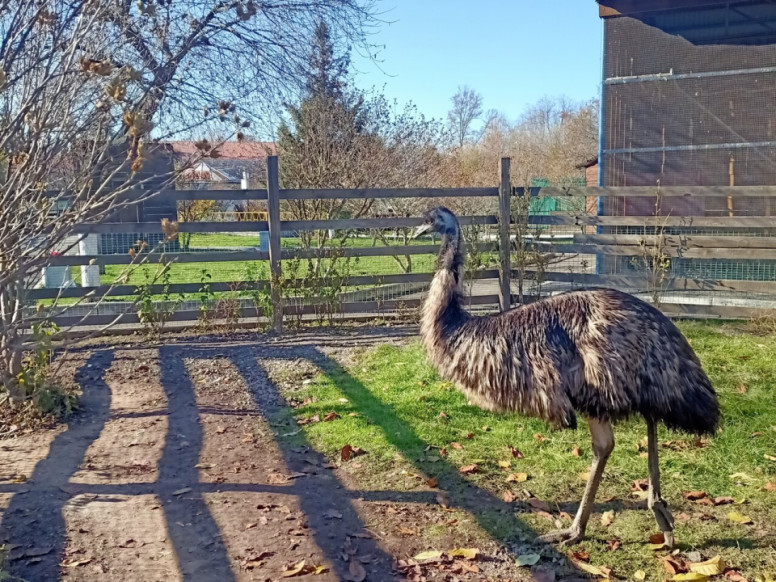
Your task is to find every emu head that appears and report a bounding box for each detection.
[413,207,459,239]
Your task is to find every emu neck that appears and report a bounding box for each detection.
[420,228,467,352]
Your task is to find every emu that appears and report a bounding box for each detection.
[414,207,719,548]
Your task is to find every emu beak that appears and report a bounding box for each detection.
[412,223,433,239]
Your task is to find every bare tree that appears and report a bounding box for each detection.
[447,86,484,148]
[0,0,379,406]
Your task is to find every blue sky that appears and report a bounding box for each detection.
[351,0,604,123]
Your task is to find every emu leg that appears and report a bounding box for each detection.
[647,418,675,549]
[539,418,614,546]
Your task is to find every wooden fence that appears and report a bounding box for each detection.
[29,156,776,332]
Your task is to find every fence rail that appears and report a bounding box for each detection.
[31,156,776,332]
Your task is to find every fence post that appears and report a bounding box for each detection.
[498,157,512,312]
[266,155,283,333]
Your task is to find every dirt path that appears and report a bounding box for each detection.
[0,328,552,582]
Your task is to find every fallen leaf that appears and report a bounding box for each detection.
[579,471,591,481]
[449,548,479,560]
[498,461,511,469]
[172,487,192,496]
[245,523,257,530]
[536,510,555,521]
[764,482,776,492]
[572,446,582,457]
[439,412,448,419]
[672,573,710,582]
[713,497,735,506]
[482,425,491,432]
[632,479,650,491]
[414,550,444,561]
[690,556,726,576]
[323,411,340,422]
[426,476,438,488]
[466,432,475,439]
[765,454,776,462]
[527,498,551,512]
[534,433,546,443]
[396,526,416,535]
[506,472,529,483]
[601,510,615,527]
[314,565,328,575]
[634,570,646,581]
[216,426,227,434]
[570,550,590,562]
[683,490,707,501]
[571,559,610,578]
[323,509,342,519]
[63,558,93,567]
[649,532,665,545]
[663,557,689,575]
[516,554,542,567]
[340,444,365,461]
[346,560,367,582]
[459,464,478,475]
[282,560,308,578]
[510,446,524,458]
[750,432,763,438]
[736,384,747,394]
[727,511,754,525]
[606,539,622,552]
[451,442,464,451]
[436,491,451,508]
[503,490,517,503]
[725,570,749,582]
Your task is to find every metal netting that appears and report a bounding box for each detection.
[599,14,776,295]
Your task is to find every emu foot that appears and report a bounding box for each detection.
[538,527,584,546]
[650,499,676,549]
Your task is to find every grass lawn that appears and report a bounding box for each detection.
[281,321,776,580]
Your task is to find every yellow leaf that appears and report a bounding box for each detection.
[765,454,776,462]
[314,565,328,575]
[672,574,709,582]
[634,570,647,581]
[690,556,726,577]
[506,472,529,482]
[579,472,591,481]
[727,511,754,525]
[573,560,609,578]
[413,550,443,561]
[282,560,307,578]
[498,461,510,469]
[601,510,615,526]
[449,548,479,560]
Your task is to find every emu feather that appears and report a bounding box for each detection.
[417,206,719,548]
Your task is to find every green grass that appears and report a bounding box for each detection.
[281,321,776,579]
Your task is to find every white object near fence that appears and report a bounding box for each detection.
[41,266,74,289]
[79,234,100,287]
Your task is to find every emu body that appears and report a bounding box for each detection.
[416,207,719,547]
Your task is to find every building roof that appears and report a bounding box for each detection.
[598,1,776,45]
[164,141,277,159]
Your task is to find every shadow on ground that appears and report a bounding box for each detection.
[0,331,587,580]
